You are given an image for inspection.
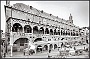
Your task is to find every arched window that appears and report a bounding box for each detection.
[45,28,49,34]
[63,30,65,35]
[58,30,60,35]
[68,32,70,35]
[50,29,53,35]
[44,45,48,50]
[54,29,57,35]
[39,27,44,34]
[24,25,32,33]
[71,32,73,36]
[50,44,53,50]
[14,38,28,46]
[76,33,78,36]
[34,38,42,42]
[33,26,38,34]
[12,23,23,32]
[73,32,75,36]
[54,44,57,49]
[37,45,42,52]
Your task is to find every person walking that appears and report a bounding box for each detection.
[48,49,51,58]
[3,42,6,58]
[28,46,31,55]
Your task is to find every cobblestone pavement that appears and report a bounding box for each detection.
[5,49,89,58]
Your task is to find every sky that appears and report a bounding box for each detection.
[1,1,89,33]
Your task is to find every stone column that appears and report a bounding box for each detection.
[32,26,33,34]
[44,28,45,34]
[23,26,24,33]
[70,30,72,40]
[53,29,54,35]
[10,18,13,57]
[34,47,37,54]
[48,44,50,52]
[10,32,13,57]
[52,44,54,50]
[32,26,34,42]
[10,45,13,57]
[60,28,61,36]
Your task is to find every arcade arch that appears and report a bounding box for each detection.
[54,44,57,49]
[58,30,60,35]
[45,28,49,34]
[33,26,38,34]
[49,44,53,50]
[39,27,44,34]
[36,45,43,52]
[24,25,32,33]
[12,23,23,32]
[34,38,42,42]
[50,29,53,35]
[14,38,29,46]
[13,38,29,51]
[54,29,57,35]
[44,45,48,51]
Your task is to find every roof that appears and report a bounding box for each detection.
[12,3,68,23]
[11,3,80,28]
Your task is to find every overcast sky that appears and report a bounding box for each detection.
[1,1,89,33]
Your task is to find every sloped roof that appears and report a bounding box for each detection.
[12,3,80,29]
[12,3,66,22]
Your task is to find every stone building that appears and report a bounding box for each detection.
[79,27,89,44]
[5,3,81,56]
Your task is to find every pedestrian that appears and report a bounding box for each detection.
[49,49,51,53]
[84,47,85,50]
[48,49,51,58]
[3,43,6,58]
[29,50,31,55]
[23,49,25,55]
[4,53,6,58]
[24,51,25,55]
[28,46,31,55]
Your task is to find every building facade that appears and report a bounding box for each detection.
[5,3,81,55]
[1,30,6,57]
[79,27,89,44]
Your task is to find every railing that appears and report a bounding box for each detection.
[12,32,32,38]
